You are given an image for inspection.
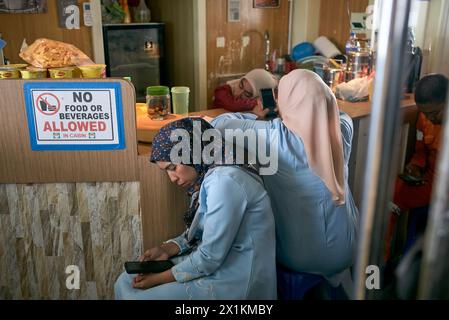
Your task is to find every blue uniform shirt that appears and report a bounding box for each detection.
[211,112,358,278]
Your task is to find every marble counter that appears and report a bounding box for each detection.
[0,182,142,300]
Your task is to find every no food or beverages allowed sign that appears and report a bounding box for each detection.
[23,82,125,151]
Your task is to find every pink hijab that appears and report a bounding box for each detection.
[278,69,345,205]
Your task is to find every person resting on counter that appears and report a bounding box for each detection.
[384,74,448,261]
[210,69,358,286]
[213,68,277,116]
[114,118,277,300]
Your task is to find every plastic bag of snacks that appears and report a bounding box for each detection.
[19,38,93,68]
[335,76,372,102]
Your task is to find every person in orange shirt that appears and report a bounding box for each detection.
[385,74,448,261]
[395,74,447,210]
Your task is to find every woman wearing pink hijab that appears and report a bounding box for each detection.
[211,69,358,288]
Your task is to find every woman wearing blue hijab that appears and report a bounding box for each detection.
[114,118,277,299]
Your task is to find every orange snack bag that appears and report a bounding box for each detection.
[19,38,93,68]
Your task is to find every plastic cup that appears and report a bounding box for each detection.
[171,86,190,116]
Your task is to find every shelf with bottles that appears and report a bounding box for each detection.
[101,0,151,24]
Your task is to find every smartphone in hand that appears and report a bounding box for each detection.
[260,88,277,118]
[124,260,174,274]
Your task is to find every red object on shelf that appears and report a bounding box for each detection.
[267,60,297,75]
[284,61,297,74]
[267,60,275,73]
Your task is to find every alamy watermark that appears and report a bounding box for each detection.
[65,265,80,290]
[366,265,380,290]
[169,120,279,175]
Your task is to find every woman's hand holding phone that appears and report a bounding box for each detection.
[259,88,278,119]
[139,242,180,262]
[131,242,179,290]
[251,100,270,119]
[132,269,175,290]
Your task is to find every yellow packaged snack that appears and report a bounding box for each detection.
[20,67,47,79]
[49,67,75,79]
[78,64,106,78]
[0,65,24,79]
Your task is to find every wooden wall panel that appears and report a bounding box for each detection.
[149,0,196,109]
[0,79,139,183]
[0,182,142,300]
[319,0,369,53]
[138,155,187,250]
[0,0,93,64]
[206,0,290,107]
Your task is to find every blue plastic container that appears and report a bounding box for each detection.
[292,42,316,61]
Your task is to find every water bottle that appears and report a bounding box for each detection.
[345,32,357,56]
[134,0,151,23]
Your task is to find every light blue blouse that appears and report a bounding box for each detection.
[211,112,358,278]
[115,166,277,300]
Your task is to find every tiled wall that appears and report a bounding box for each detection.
[0,182,142,300]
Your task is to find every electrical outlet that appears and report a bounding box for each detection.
[83,2,93,27]
[216,37,225,48]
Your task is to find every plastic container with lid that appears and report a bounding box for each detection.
[146,86,171,120]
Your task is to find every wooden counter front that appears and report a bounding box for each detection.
[0,79,139,184]
[0,79,141,299]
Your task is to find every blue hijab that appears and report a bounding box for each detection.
[150,117,257,227]
[150,118,217,193]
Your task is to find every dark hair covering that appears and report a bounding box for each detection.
[150,117,214,182]
[415,74,449,105]
[150,117,257,228]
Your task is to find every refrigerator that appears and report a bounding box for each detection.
[102,23,167,102]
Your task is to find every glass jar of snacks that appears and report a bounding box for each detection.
[146,86,170,120]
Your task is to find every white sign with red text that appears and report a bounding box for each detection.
[24,82,125,151]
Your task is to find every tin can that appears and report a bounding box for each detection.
[20,67,47,79]
[0,64,27,79]
[78,64,107,78]
[0,67,20,79]
[49,67,75,79]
